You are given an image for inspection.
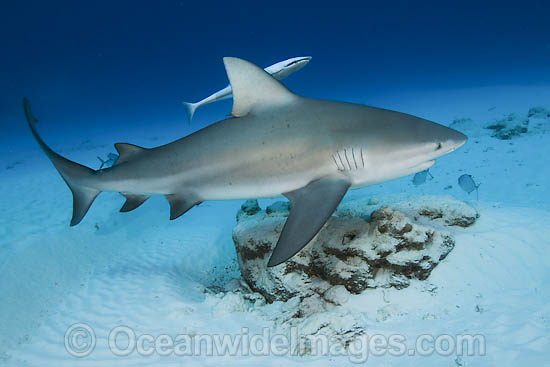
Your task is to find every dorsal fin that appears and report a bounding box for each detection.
[113,143,146,165]
[223,57,297,117]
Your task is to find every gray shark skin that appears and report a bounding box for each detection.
[24,57,467,267]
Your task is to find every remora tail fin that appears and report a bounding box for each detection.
[182,102,197,123]
[23,98,100,226]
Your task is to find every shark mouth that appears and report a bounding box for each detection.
[408,160,435,171]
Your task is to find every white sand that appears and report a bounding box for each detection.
[1,85,549,366]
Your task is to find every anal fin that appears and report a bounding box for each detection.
[267,177,351,267]
[120,193,150,212]
[165,194,201,220]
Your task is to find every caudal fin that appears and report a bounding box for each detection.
[182,102,197,123]
[23,98,100,226]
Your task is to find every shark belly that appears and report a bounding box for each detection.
[195,161,331,200]
[181,142,335,200]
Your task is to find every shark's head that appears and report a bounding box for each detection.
[265,56,312,80]
[356,109,467,185]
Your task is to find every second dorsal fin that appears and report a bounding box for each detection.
[223,57,297,117]
[113,143,146,165]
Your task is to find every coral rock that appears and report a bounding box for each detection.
[232,196,475,303]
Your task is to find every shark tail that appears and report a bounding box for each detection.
[23,98,100,226]
[182,101,197,123]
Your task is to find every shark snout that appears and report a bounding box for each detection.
[443,128,467,153]
[418,124,467,162]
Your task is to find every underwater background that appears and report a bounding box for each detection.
[1,1,550,366]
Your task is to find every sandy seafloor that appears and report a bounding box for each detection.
[1,85,550,366]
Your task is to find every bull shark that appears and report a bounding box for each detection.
[24,56,467,267]
[182,56,311,123]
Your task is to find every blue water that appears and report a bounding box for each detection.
[2,1,549,140]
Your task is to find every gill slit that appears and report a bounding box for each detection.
[351,148,358,169]
[344,149,352,170]
[332,154,343,171]
[337,151,345,170]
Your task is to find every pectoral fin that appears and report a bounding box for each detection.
[267,177,351,267]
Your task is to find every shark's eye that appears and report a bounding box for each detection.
[435,142,442,151]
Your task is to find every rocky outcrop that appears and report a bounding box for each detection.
[450,106,550,140]
[223,194,479,353]
[232,195,478,303]
[485,113,529,140]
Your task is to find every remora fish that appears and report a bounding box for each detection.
[182,56,311,122]
[24,57,467,267]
